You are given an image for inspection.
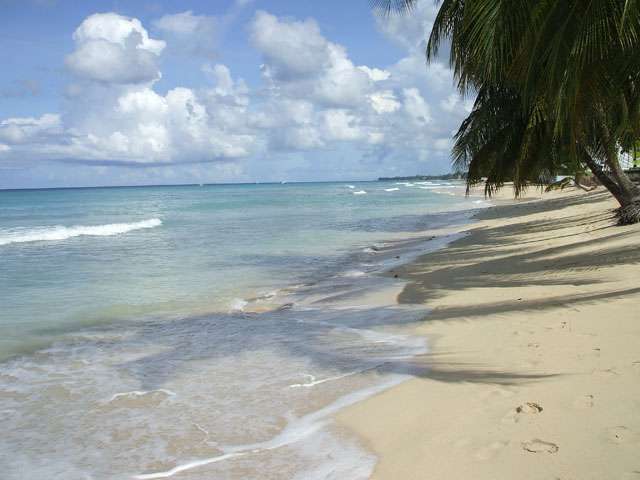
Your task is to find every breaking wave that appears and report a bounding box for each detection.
[0,218,162,246]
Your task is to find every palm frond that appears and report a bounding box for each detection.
[370,0,418,15]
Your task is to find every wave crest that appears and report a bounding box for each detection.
[0,218,162,246]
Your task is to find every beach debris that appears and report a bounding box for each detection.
[606,426,634,444]
[516,402,543,414]
[522,439,558,453]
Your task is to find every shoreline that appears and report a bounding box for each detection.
[1,184,490,480]
[123,188,488,480]
[337,187,640,479]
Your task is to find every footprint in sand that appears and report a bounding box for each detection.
[503,402,543,423]
[516,402,543,414]
[522,439,559,454]
[573,394,594,409]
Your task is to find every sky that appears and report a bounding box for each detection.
[0,0,473,188]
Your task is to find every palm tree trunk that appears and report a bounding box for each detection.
[580,148,640,224]
[604,150,640,200]
[581,151,625,204]
[604,149,640,224]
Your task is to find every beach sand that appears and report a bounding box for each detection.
[337,186,640,479]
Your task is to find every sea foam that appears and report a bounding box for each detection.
[0,218,162,246]
[133,374,408,479]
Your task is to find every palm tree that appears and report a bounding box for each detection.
[452,86,569,196]
[376,0,640,223]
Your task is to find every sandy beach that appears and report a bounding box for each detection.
[338,186,640,479]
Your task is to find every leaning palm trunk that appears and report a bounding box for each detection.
[582,149,640,224]
[604,151,640,224]
[580,151,625,203]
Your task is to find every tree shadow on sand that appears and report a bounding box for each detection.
[397,192,639,306]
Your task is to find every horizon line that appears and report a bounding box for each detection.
[0,174,458,192]
[0,179,374,192]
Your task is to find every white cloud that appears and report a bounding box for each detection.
[271,125,324,151]
[154,10,208,35]
[358,66,391,82]
[66,13,165,84]
[153,11,218,58]
[250,11,332,80]
[1,64,255,164]
[249,11,379,109]
[322,109,363,141]
[440,92,474,114]
[2,4,471,181]
[369,90,401,113]
[374,0,438,52]
[433,137,451,151]
[202,63,248,99]
[402,87,431,124]
[0,114,63,144]
[440,93,459,112]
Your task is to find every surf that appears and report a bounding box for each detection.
[0,218,162,246]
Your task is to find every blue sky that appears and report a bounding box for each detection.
[0,0,472,188]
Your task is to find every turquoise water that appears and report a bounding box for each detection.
[0,181,475,358]
[0,181,484,479]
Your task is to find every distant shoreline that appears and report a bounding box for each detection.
[378,174,463,181]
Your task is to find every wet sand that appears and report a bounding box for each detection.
[337,187,640,479]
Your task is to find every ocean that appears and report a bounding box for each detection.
[0,181,485,479]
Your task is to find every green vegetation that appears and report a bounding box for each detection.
[378,0,640,224]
